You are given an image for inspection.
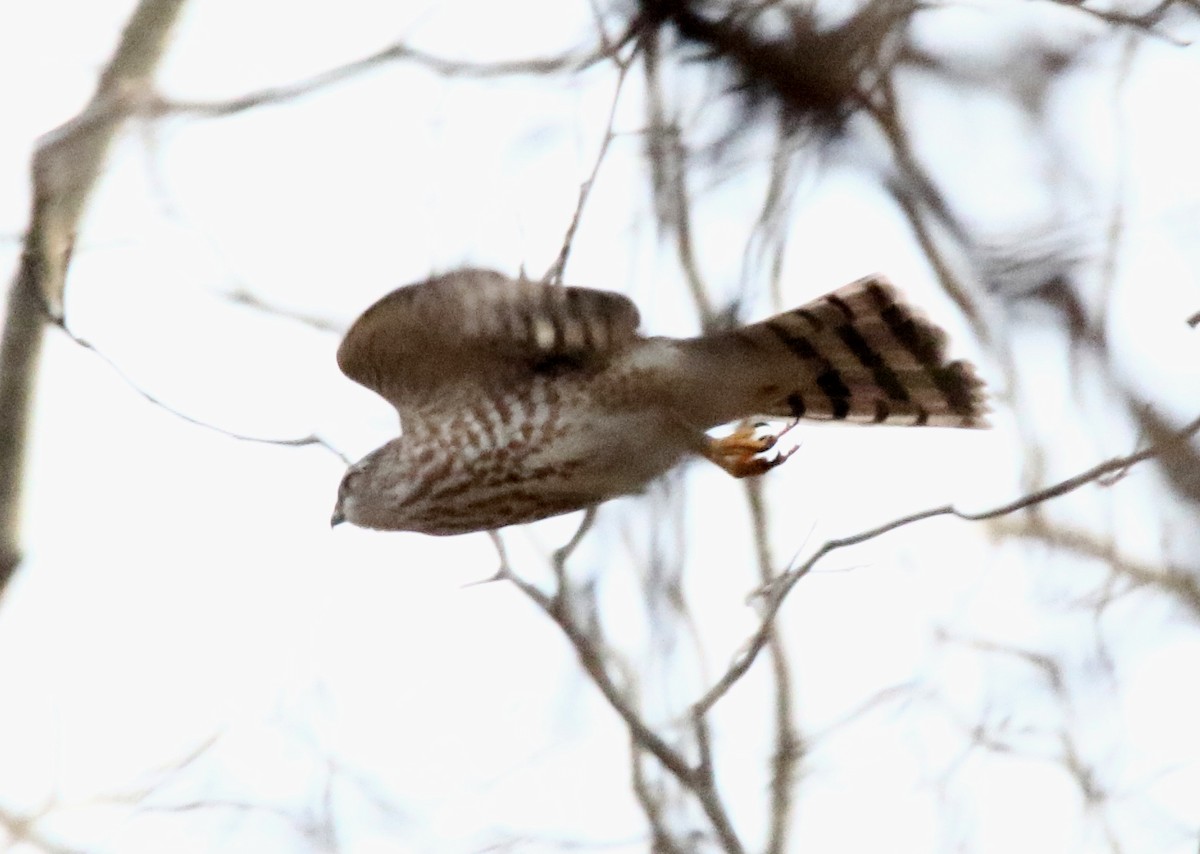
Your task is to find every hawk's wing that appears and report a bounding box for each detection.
[337,268,641,415]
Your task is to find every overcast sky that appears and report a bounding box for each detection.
[2,1,1199,852]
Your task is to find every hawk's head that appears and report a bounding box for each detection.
[330,439,417,531]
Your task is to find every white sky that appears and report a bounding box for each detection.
[1,1,1199,852]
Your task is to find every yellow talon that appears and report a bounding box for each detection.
[703,419,800,479]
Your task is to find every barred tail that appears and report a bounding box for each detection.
[678,275,989,428]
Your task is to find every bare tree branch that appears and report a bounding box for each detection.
[0,0,188,593]
[635,0,918,134]
[0,805,87,854]
[490,517,747,853]
[630,740,684,854]
[936,630,1067,698]
[990,517,1200,619]
[494,555,695,784]
[46,315,350,464]
[642,32,716,328]
[545,51,635,284]
[1043,0,1194,43]
[225,289,347,335]
[743,479,801,854]
[146,39,629,119]
[695,411,1200,716]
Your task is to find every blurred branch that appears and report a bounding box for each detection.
[1026,276,1200,510]
[936,630,1067,698]
[695,410,1200,716]
[743,480,801,854]
[147,39,629,119]
[630,740,684,854]
[1043,0,1195,43]
[741,129,801,312]
[869,74,986,340]
[635,0,917,133]
[642,32,811,842]
[642,32,716,328]
[0,805,86,854]
[0,733,220,854]
[0,0,187,594]
[224,288,347,335]
[686,709,744,854]
[1132,402,1200,508]
[990,516,1200,619]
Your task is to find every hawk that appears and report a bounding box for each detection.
[331,269,987,535]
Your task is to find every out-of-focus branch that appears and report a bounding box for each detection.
[146,39,628,119]
[0,255,44,588]
[635,0,917,133]
[743,479,801,854]
[1131,402,1200,509]
[0,732,220,853]
[640,39,807,843]
[630,740,684,854]
[990,517,1200,619]
[936,630,1067,698]
[742,129,800,312]
[1043,0,1194,43]
[0,806,85,854]
[642,32,716,328]
[225,289,347,334]
[868,75,986,341]
[0,0,188,593]
[695,411,1200,716]
[687,709,744,854]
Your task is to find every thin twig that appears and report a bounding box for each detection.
[694,411,1200,715]
[642,33,716,328]
[146,40,628,120]
[489,526,695,784]
[545,55,634,284]
[47,316,350,464]
[741,127,801,314]
[225,289,347,335]
[491,514,747,852]
[990,517,1200,619]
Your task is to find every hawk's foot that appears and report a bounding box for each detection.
[703,419,799,479]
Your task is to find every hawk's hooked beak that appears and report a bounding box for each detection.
[330,509,346,528]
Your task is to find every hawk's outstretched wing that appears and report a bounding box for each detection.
[337,268,641,416]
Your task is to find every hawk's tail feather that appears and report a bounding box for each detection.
[694,274,989,429]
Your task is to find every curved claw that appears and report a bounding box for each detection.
[702,421,800,479]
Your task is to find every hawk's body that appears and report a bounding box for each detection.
[332,269,987,535]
